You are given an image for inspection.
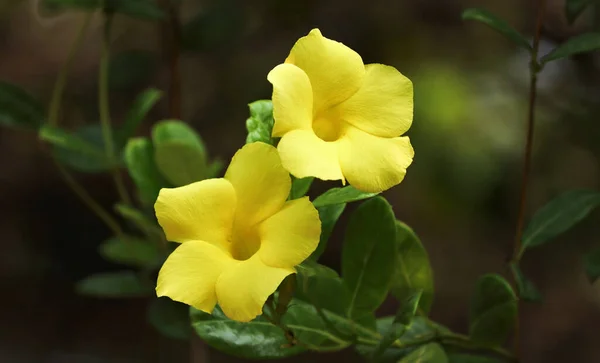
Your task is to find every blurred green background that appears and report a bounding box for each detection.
[1,0,600,362]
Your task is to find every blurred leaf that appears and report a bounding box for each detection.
[43,0,164,20]
[152,120,209,186]
[181,0,244,52]
[207,159,225,178]
[76,271,152,298]
[584,247,600,282]
[371,290,423,360]
[461,8,532,51]
[124,137,169,205]
[245,100,275,145]
[116,88,162,145]
[342,197,397,320]
[447,354,503,363]
[290,176,314,200]
[392,221,434,315]
[296,262,349,316]
[565,0,593,24]
[309,203,346,261]
[0,81,44,129]
[190,301,340,359]
[542,33,600,63]
[114,203,162,237]
[312,186,377,208]
[99,235,161,268]
[521,190,600,253]
[398,343,448,363]
[109,51,158,90]
[147,297,191,340]
[296,259,339,279]
[509,263,542,302]
[469,274,517,347]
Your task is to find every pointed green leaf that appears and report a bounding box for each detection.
[312,186,378,208]
[342,197,397,320]
[76,271,152,298]
[245,100,275,145]
[114,203,163,237]
[309,203,346,261]
[207,159,225,178]
[584,247,600,282]
[147,297,191,340]
[99,235,161,268]
[0,81,45,129]
[398,343,448,363]
[542,33,600,63]
[565,0,593,24]
[116,88,162,145]
[521,189,600,252]
[392,221,435,315]
[469,274,517,347]
[296,262,349,316]
[124,137,169,205]
[290,176,314,200]
[510,263,542,302]
[462,8,532,51]
[152,120,209,186]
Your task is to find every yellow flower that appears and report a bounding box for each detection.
[267,29,415,193]
[154,142,321,322]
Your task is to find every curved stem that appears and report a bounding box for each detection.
[48,12,92,126]
[510,0,547,359]
[99,11,132,206]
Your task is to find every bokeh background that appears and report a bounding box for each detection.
[1,0,600,362]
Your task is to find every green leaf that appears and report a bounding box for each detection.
[190,301,336,359]
[371,290,423,360]
[152,120,209,186]
[114,203,162,237]
[584,247,600,282]
[116,88,162,145]
[309,203,346,261]
[312,186,378,208]
[521,190,600,253]
[342,197,397,320]
[510,263,542,302]
[296,262,349,316]
[181,0,244,52]
[565,0,593,24]
[290,176,314,200]
[207,159,225,178]
[392,221,435,315]
[398,343,448,363]
[447,354,503,363]
[109,51,158,90]
[542,33,600,63]
[245,100,275,145]
[461,8,532,51]
[75,271,152,298]
[43,0,165,20]
[147,297,191,340]
[0,81,45,129]
[469,274,517,347]
[99,235,161,268]
[124,137,169,205]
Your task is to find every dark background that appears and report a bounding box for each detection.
[1,0,600,362]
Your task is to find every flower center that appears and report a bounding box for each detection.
[229,225,261,261]
[312,114,344,142]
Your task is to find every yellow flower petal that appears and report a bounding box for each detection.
[157,241,234,313]
[225,142,291,227]
[277,129,344,182]
[258,197,321,268]
[216,255,294,322]
[339,126,414,193]
[267,63,313,137]
[155,179,236,247]
[286,29,364,113]
[334,64,413,138]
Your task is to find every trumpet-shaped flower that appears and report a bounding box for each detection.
[154,142,321,322]
[268,29,414,193]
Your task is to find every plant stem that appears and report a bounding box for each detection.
[48,13,92,127]
[510,0,547,358]
[100,10,132,206]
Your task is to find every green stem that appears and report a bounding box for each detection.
[99,11,132,206]
[48,13,92,127]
